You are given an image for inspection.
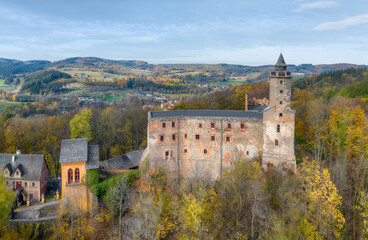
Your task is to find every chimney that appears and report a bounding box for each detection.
[245,94,248,111]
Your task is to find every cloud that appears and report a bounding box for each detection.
[296,1,339,12]
[315,13,368,30]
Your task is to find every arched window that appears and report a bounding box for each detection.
[68,169,73,184]
[204,149,208,154]
[75,168,80,183]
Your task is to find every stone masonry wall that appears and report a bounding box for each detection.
[147,116,263,180]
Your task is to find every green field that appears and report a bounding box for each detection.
[60,69,125,82]
[0,79,12,89]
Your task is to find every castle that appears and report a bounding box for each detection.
[146,54,296,180]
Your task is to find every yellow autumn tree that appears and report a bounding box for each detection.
[70,108,92,140]
[299,159,345,239]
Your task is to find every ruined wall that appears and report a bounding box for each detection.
[147,116,263,180]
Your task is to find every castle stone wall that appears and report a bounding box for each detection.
[147,116,263,180]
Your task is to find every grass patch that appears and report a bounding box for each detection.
[87,170,139,199]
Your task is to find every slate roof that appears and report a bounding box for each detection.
[60,139,99,169]
[0,154,44,181]
[149,110,263,119]
[101,150,143,170]
[247,105,268,112]
[275,53,287,67]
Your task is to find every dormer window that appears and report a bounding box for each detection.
[5,170,8,176]
[16,171,19,176]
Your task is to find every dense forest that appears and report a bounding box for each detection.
[1,68,368,239]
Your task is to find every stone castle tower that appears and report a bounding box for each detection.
[262,54,296,168]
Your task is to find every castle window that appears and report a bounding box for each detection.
[279,113,283,117]
[183,149,188,154]
[280,80,283,84]
[6,181,8,185]
[226,136,231,142]
[277,124,280,133]
[240,123,245,130]
[25,182,27,187]
[204,149,208,154]
[198,123,203,128]
[75,168,80,183]
[227,123,232,129]
[172,134,176,141]
[30,194,33,200]
[68,169,73,184]
[279,101,282,105]
[165,151,170,157]
[195,134,200,140]
[211,135,216,141]
[275,140,279,146]
[210,122,215,128]
[162,122,166,128]
[247,151,249,155]
[184,134,188,139]
[172,122,176,128]
[32,182,35,187]
[280,90,283,94]
[159,135,165,142]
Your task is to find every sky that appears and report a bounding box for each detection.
[0,0,367,65]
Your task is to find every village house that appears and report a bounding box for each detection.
[0,150,48,204]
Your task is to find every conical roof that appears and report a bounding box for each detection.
[275,53,287,67]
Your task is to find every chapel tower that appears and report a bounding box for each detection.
[262,54,296,169]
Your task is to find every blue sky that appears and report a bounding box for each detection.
[0,0,367,65]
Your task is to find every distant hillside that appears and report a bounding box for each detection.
[0,58,50,80]
[21,70,73,94]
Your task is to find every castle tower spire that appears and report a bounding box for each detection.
[275,53,287,71]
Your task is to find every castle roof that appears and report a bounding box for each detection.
[149,110,263,119]
[275,53,287,67]
[0,154,44,181]
[60,138,99,169]
[101,150,143,170]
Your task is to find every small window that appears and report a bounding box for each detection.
[183,149,188,154]
[172,122,175,128]
[279,113,283,117]
[204,149,208,154]
[5,170,8,175]
[172,134,176,141]
[6,181,8,185]
[210,122,215,128]
[277,124,280,133]
[13,181,15,186]
[30,194,33,200]
[32,182,35,187]
[198,123,202,128]
[280,90,283,94]
[240,123,245,130]
[195,134,200,140]
[275,140,279,146]
[279,101,282,105]
[16,171,19,176]
[165,151,169,157]
[246,151,249,155]
[184,134,188,139]
[226,136,231,142]
[227,123,232,129]
[160,135,165,142]
[25,182,27,187]
[280,80,283,84]
[162,122,166,128]
[211,135,216,141]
